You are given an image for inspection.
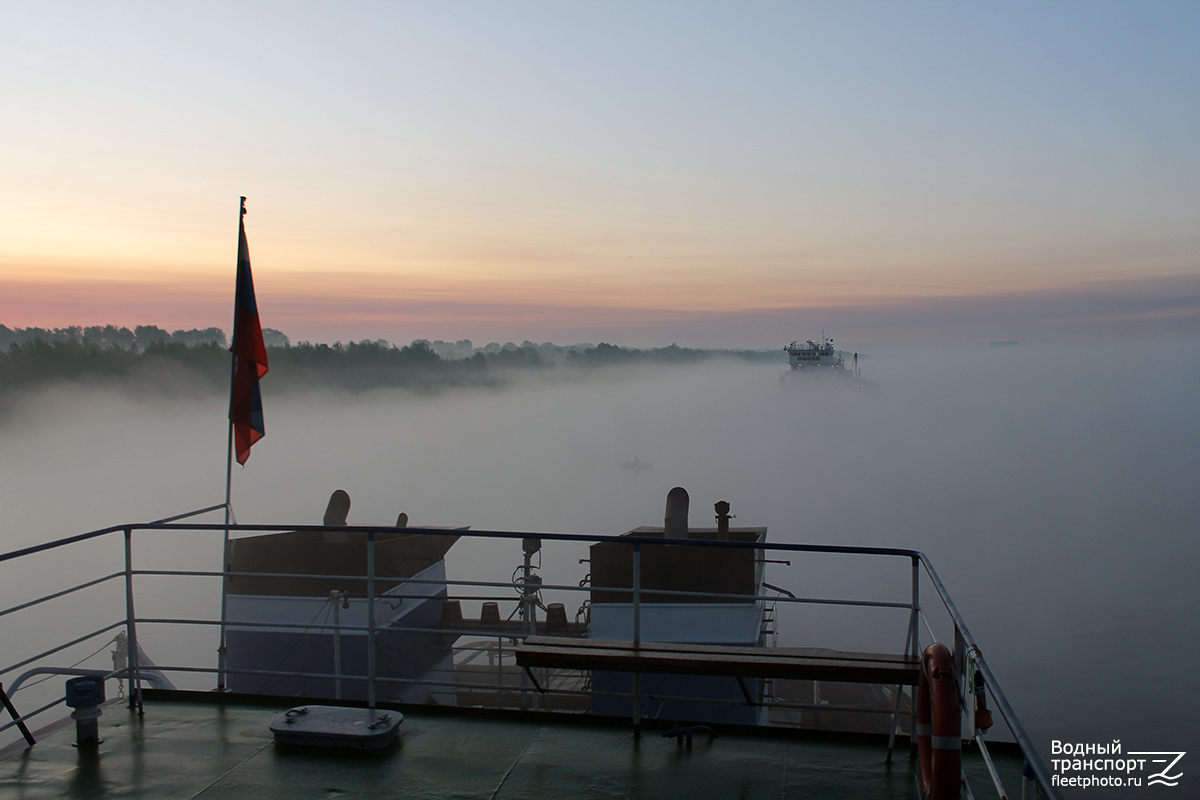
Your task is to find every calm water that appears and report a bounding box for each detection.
[1,340,1197,793]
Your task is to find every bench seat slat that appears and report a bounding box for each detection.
[515,636,919,685]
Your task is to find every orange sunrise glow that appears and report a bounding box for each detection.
[1,3,1195,348]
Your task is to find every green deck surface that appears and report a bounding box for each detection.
[0,695,1020,799]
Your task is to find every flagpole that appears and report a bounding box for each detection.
[216,195,247,692]
[217,379,234,692]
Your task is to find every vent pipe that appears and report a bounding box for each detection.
[664,487,689,538]
[714,500,731,539]
[324,489,351,543]
[65,676,104,746]
[324,490,350,526]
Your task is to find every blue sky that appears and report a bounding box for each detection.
[2,1,1197,347]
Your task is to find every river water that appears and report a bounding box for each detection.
[1,339,1196,793]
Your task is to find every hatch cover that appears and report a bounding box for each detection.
[269,705,402,750]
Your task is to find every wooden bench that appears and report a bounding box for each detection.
[515,636,919,703]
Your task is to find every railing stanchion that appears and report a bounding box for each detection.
[123,528,143,716]
[909,555,920,753]
[632,542,641,648]
[974,732,1011,799]
[1022,759,1037,800]
[366,530,376,709]
[886,600,916,762]
[954,624,968,729]
[331,590,343,700]
[631,542,642,735]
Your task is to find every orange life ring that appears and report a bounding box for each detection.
[917,642,961,799]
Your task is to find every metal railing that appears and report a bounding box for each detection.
[0,508,1059,799]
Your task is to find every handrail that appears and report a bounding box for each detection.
[151,565,911,610]
[0,518,1055,798]
[129,521,928,559]
[8,666,172,696]
[0,621,127,681]
[145,503,229,525]
[0,525,125,563]
[917,557,1060,800]
[0,571,124,620]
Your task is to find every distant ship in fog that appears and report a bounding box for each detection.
[780,336,872,389]
[620,456,652,474]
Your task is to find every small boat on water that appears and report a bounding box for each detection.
[619,456,652,474]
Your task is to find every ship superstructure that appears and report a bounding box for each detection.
[784,337,846,371]
[782,335,871,388]
[586,491,769,725]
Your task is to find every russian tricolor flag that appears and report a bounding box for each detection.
[229,197,268,465]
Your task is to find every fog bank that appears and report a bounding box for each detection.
[0,338,1196,761]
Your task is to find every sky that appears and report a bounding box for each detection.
[1,1,1198,349]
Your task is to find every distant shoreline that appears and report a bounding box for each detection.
[0,326,779,397]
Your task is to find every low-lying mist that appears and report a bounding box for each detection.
[0,337,1196,758]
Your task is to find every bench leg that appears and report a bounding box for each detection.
[521,666,545,693]
[736,676,756,706]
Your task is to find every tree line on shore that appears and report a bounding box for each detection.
[0,324,774,395]
[0,324,291,351]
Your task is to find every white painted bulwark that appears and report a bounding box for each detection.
[589,602,761,644]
